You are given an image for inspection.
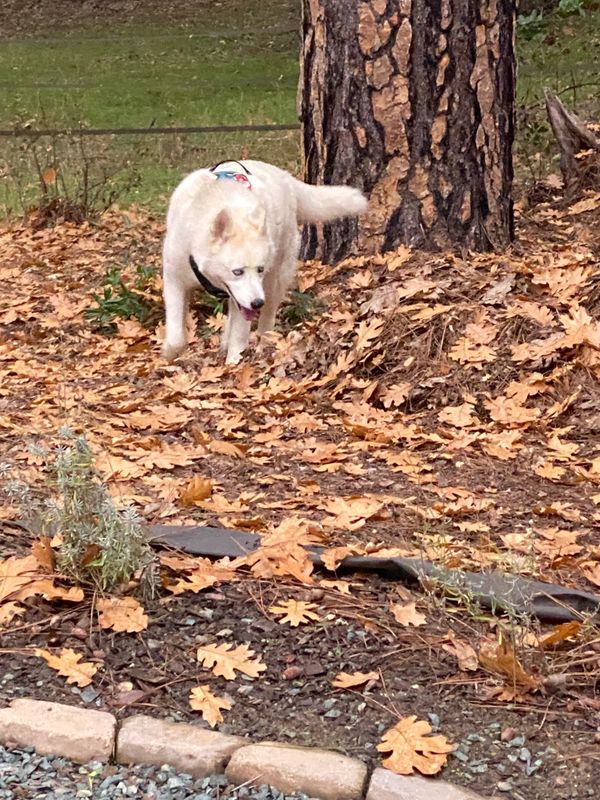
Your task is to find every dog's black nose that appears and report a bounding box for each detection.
[251,298,265,310]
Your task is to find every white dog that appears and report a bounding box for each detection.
[161,159,367,364]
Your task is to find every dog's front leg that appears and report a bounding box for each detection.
[257,279,283,334]
[225,303,251,364]
[161,275,189,360]
[220,310,231,354]
[257,298,280,334]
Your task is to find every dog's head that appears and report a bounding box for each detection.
[200,204,271,322]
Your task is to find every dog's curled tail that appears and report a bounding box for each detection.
[292,178,368,224]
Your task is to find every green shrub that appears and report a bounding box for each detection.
[85,265,158,333]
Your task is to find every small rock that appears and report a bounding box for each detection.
[80,686,100,704]
[452,750,469,763]
[519,747,532,762]
[167,775,188,789]
[526,758,544,776]
[427,713,440,730]
[468,761,488,774]
[497,780,513,792]
[467,733,485,743]
[282,666,303,681]
[303,661,325,676]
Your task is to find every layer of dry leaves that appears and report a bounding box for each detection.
[2,189,600,774]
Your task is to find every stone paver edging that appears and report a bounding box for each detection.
[0,698,489,800]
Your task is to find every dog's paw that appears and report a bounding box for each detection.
[225,351,243,365]
[161,341,187,361]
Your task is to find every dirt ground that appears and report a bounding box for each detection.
[1,187,600,800]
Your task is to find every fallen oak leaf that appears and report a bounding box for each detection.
[320,546,353,571]
[97,596,148,633]
[31,537,56,572]
[134,448,199,471]
[319,579,353,595]
[208,440,246,458]
[14,579,84,604]
[390,601,427,627]
[163,556,238,595]
[269,599,321,627]
[539,621,581,650]
[0,555,40,602]
[534,462,565,480]
[441,633,478,672]
[197,642,266,680]
[355,317,386,352]
[438,403,478,428]
[94,453,147,481]
[189,685,232,727]
[449,338,496,367]
[377,716,454,776]
[36,647,98,687]
[485,395,540,426]
[380,383,411,409]
[581,561,600,588]
[478,637,540,690]
[179,476,213,506]
[533,501,581,522]
[0,601,25,627]
[332,670,379,689]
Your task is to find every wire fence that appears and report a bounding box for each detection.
[0,123,301,139]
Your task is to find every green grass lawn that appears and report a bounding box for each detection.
[0,1,301,214]
[0,1,598,218]
[0,32,298,129]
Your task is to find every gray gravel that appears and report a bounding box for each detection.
[0,745,319,800]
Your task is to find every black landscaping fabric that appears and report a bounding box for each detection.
[148,525,600,625]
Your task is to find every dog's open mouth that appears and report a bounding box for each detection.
[240,306,259,322]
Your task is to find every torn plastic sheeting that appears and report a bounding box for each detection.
[148,524,600,625]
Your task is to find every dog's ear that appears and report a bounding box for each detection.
[210,209,232,242]
[248,205,266,232]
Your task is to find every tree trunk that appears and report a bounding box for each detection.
[300,0,516,261]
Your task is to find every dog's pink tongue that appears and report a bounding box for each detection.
[241,307,259,322]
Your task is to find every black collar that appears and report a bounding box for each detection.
[189,255,229,299]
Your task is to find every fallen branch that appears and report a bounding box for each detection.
[544,88,600,198]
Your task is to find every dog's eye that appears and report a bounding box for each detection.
[256,266,265,274]
[232,268,244,277]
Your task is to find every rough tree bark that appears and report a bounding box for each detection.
[300,0,517,261]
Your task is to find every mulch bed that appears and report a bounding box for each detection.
[1,569,600,800]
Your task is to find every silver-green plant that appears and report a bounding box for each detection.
[6,433,156,594]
